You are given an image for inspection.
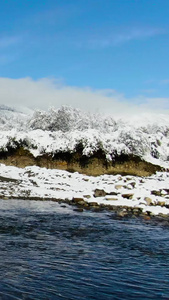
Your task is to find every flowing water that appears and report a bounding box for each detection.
[0,199,169,300]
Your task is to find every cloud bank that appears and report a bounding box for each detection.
[0,77,168,118]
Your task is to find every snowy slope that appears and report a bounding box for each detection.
[0,105,168,168]
[0,104,30,131]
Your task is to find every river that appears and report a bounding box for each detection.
[0,199,169,299]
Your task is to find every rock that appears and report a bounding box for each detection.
[143,215,151,221]
[105,196,118,201]
[107,205,116,211]
[158,213,169,218]
[84,206,91,210]
[83,195,91,199]
[161,190,168,196]
[88,202,100,208]
[157,200,166,207]
[73,208,83,212]
[122,193,133,199]
[115,185,123,190]
[83,178,89,182]
[151,190,162,196]
[132,207,142,215]
[78,201,88,206]
[144,197,153,206]
[72,197,85,204]
[126,185,133,190]
[117,209,128,217]
[92,207,104,212]
[140,179,145,183]
[72,198,89,208]
[109,191,118,196]
[129,181,136,188]
[94,189,106,197]
[125,176,132,181]
[146,211,152,216]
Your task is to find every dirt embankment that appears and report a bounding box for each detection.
[0,147,162,176]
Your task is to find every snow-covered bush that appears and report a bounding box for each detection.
[28,106,117,133]
[0,105,168,166]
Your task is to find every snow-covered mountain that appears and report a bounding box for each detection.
[0,105,168,168]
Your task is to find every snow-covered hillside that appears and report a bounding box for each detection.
[0,105,168,168]
[0,104,29,131]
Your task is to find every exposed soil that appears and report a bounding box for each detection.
[0,147,162,176]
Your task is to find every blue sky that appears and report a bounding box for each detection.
[0,0,169,113]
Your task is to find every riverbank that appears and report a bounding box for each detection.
[0,163,169,219]
[0,148,163,177]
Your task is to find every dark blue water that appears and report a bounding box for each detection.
[0,200,169,300]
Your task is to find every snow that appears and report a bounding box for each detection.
[0,163,169,216]
[0,105,168,167]
[0,105,169,217]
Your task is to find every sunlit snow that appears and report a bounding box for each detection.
[0,105,168,167]
[0,105,169,216]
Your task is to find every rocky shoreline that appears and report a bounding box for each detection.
[0,163,169,224]
[1,194,169,226]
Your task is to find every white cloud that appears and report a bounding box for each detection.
[112,28,164,45]
[0,77,168,117]
[80,27,165,49]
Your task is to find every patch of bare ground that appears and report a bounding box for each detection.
[0,147,162,176]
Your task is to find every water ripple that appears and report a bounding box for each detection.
[0,200,169,299]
